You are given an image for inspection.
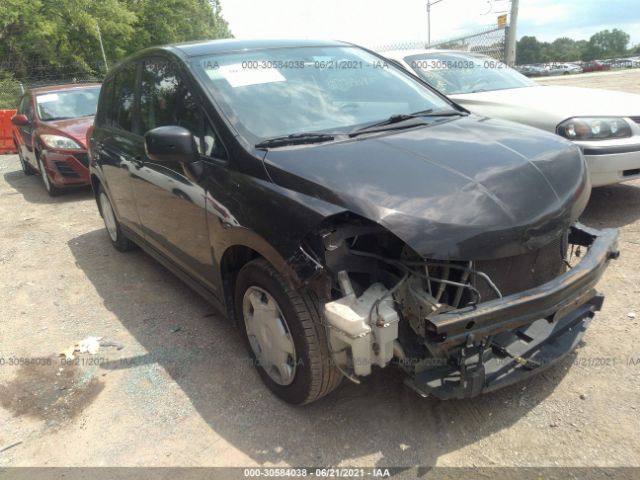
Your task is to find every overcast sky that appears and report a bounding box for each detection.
[219,0,640,48]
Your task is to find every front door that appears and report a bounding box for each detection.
[131,58,215,289]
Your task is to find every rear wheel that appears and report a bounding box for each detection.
[235,259,342,405]
[97,185,136,252]
[16,142,36,175]
[37,154,61,196]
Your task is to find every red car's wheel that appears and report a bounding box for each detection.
[36,153,61,197]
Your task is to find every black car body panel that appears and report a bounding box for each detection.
[88,39,618,402]
[264,116,590,261]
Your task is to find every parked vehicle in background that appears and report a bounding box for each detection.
[89,39,618,405]
[516,65,546,77]
[582,61,611,73]
[383,49,640,186]
[545,63,583,75]
[613,59,634,69]
[11,84,100,195]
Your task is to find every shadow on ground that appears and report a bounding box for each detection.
[3,169,92,204]
[581,183,640,229]
[68,227,576,467]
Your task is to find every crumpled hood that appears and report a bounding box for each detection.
[263,115,590,260]
[452,86,640,131]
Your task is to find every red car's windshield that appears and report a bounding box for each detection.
[35,87,101,121]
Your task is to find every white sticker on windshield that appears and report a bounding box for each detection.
[220,64,286,88]
[37,93,60,103]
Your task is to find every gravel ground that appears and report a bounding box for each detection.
[537,69,640,94]
[0,70,639,468]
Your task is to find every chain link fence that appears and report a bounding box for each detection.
[374,26,508,62]
[0,61,106,109]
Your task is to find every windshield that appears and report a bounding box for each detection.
[404,52,536,95]
[193,46,453,142]
[36,87,101,121]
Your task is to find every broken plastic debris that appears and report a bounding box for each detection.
[627,312,636,319]
[60,336,123,359]
[78,336,103,355]
[60,336,102,358]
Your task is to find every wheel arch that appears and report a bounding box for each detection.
[218,238,308,324]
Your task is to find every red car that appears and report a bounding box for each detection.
[11,83,100,195]
[582,61,611,73]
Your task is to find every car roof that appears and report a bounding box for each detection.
[28,83,101,95]
[164,38,350,57]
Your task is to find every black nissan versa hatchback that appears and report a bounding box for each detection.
[88,39,619,405]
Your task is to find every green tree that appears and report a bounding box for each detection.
[550,37,583,62]
[126,0,232,51]
[0,0,231,74]
[0,0,232,107]
[582,29,630,60]
[0,0,136,76]
[516,36,542,64]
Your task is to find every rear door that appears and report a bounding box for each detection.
[131,57,216,289]
[92,63,145,236]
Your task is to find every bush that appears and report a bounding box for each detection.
[0,71,23,110]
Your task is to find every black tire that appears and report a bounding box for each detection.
[16,141,36,175]
[36,153,61,196]
[235,259,342,405]
[97,184,136,252]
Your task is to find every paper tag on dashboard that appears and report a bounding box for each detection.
[220,64,286,88]
[37,93,60,103]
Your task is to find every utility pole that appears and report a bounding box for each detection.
[504,0,519,66]
[426,0,446,47]
[96,23,109,73]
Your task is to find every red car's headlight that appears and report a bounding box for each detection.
[40,134,83,150]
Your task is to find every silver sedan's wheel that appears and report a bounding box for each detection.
[99,192,118,242]
[242,286,297,386]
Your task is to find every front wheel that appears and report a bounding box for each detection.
[235,259,342,405]
[97,185,136,252]
[37,154,61,196]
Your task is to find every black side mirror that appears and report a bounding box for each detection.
[144,126,198,164]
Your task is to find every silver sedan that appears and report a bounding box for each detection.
[383,49,640,187]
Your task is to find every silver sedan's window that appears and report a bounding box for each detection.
[404,52,536,95]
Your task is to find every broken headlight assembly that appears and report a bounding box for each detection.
[320,221,619,399]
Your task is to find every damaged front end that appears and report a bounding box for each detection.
[317,219,619,399]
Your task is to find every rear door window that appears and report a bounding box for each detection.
[96,79,114,126]
[110,64,138,132]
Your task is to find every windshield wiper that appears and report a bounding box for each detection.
[349,109,467,137]
[255,132,336,149]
